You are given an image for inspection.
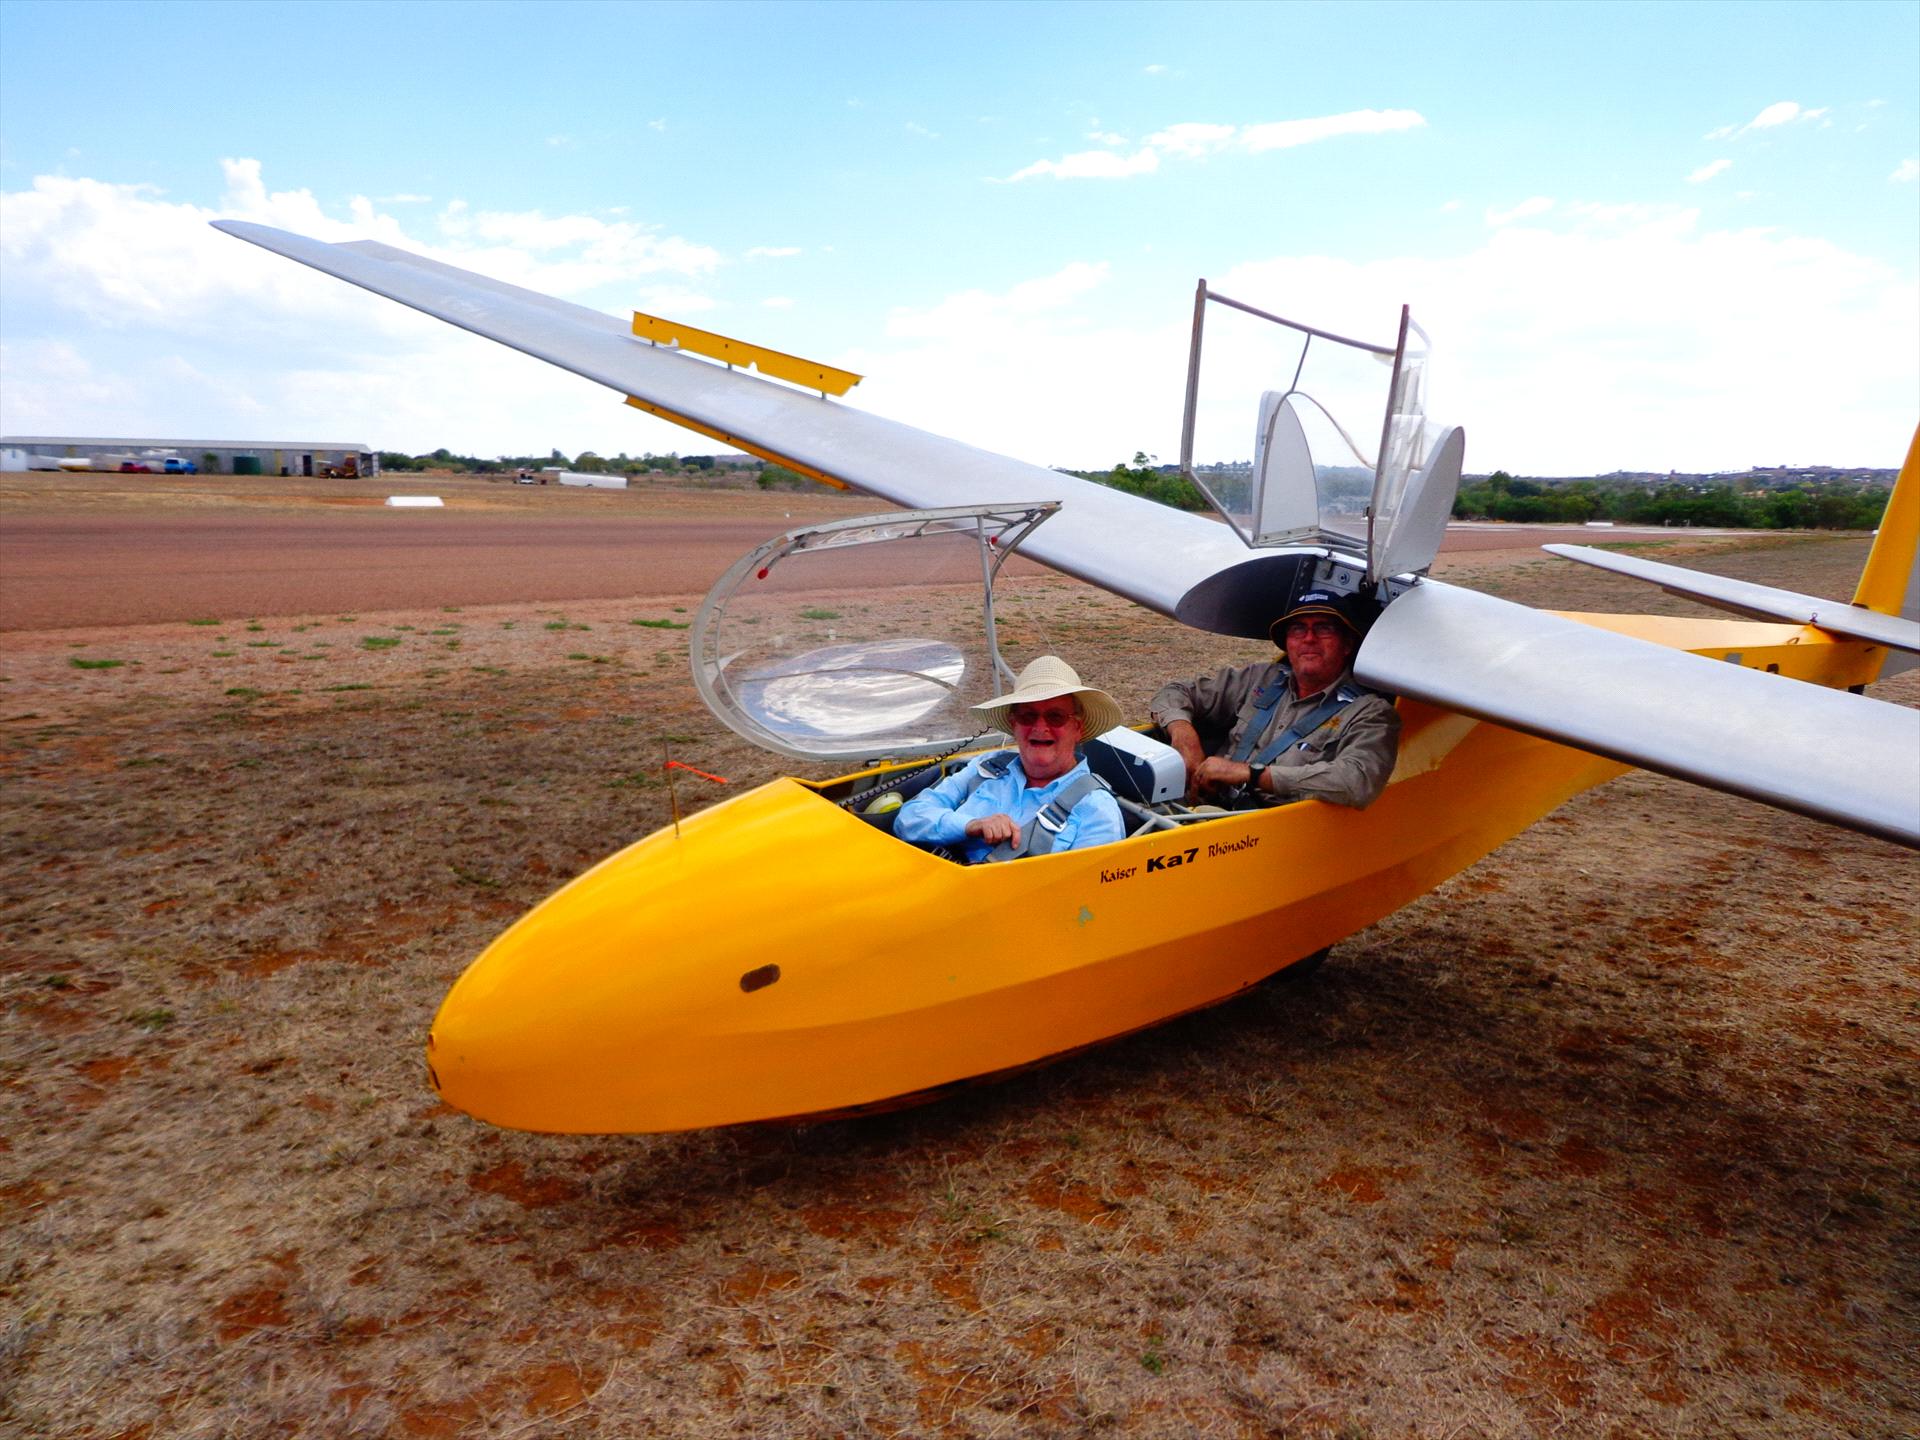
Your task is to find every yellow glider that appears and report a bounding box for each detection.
[208,222,1919,1135]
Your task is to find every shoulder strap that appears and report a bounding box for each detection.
[986,772,1112,862]
[1249,683,1367,767]
[958,749,1018,798]
[1227,667,1294,764]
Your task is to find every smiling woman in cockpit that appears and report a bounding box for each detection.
[893,656,1126,863]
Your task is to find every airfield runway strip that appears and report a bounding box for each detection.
[0,512,1632,632]
[0,512,933,630]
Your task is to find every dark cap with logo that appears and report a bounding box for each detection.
[1268,589,1377,646]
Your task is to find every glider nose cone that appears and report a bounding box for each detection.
[421,779,887,1133]
[423,833,708,1133]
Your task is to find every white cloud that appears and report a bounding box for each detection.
[1085,130,1128,147]
[648,118,668,132]
[1144,122,1237,159]
[1005,108,1426,181]
[1564,202,1667,225]
[1238,108,1425,152]
[1143,64,1168,75]
[852,262,1185,467]
[906,121,939,140]
[1892,158,1919,183]
[884,261,1111,339]
[1003,148,1160,182]
[1440,199,1462,213]
[429,203,721,292]
[853,204,1915,474]
[1206,206,1915,473]
[375,192,432,204]
[1707,100,1831,140]
[1687,158,1732,184]
[7,160,1910,475]
[1753,101,1826,129]
[746,245,801,259]
[0,160,734,457]
[1486,196,1554,226]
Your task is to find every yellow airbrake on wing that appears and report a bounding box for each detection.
[624,311,861,487]
[631,310,863,395]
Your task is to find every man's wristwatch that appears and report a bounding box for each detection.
[1246,762,1267,792]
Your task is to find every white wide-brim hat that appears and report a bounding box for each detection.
[971,655,1125,738]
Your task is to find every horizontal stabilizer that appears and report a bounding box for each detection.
[1544,543,1920,654]
[1356,580,1920,848]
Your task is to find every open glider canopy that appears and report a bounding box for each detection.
[692,503,1057,761]
[1179,283,1465,584]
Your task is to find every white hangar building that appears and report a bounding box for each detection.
[0,436,379,477]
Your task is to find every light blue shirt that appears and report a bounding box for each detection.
[894,751,1125,863]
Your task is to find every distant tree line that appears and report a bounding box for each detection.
[377,447,729,475]
[1453,472,1889,530]
[1069,453,1211,511]
[367,447,1890,532]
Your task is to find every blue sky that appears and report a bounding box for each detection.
[2,0,1914,474]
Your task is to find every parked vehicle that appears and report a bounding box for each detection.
[118,461,153,473]
[161,457,199,474]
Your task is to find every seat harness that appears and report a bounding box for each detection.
[958,751,1114,862]
[1228,669,1368,768]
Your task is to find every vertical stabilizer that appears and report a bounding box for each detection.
[1853,425,1920,679]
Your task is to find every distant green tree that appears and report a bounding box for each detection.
[757,463,810,490]
[1431,467,1884,530]
[1069,453,1209,512]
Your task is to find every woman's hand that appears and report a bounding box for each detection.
[964,813,1020,845]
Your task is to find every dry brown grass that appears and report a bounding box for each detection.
[1,491,1914,1440]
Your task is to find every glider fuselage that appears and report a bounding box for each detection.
[426,615,1879,1134]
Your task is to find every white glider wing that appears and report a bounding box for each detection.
[217,222,1917,847]
[214,221,1309,637]
[1356,580,1920,847]
[1544,543,1920,654]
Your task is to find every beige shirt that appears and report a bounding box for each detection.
[1147,660,1401,809]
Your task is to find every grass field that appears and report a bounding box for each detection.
[2,482,1914,1439]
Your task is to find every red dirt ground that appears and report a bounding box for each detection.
[1,473,1914,1440]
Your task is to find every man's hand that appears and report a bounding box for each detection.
[1194,755,1254,797]
[964,813,1019,845]
[1166,720,1207,798]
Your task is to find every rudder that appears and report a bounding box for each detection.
[1852,424,1920,679]
[1854,424,1920,619]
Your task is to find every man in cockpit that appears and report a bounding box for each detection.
[895,656,1126,862]
[1149,590,1400,810]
